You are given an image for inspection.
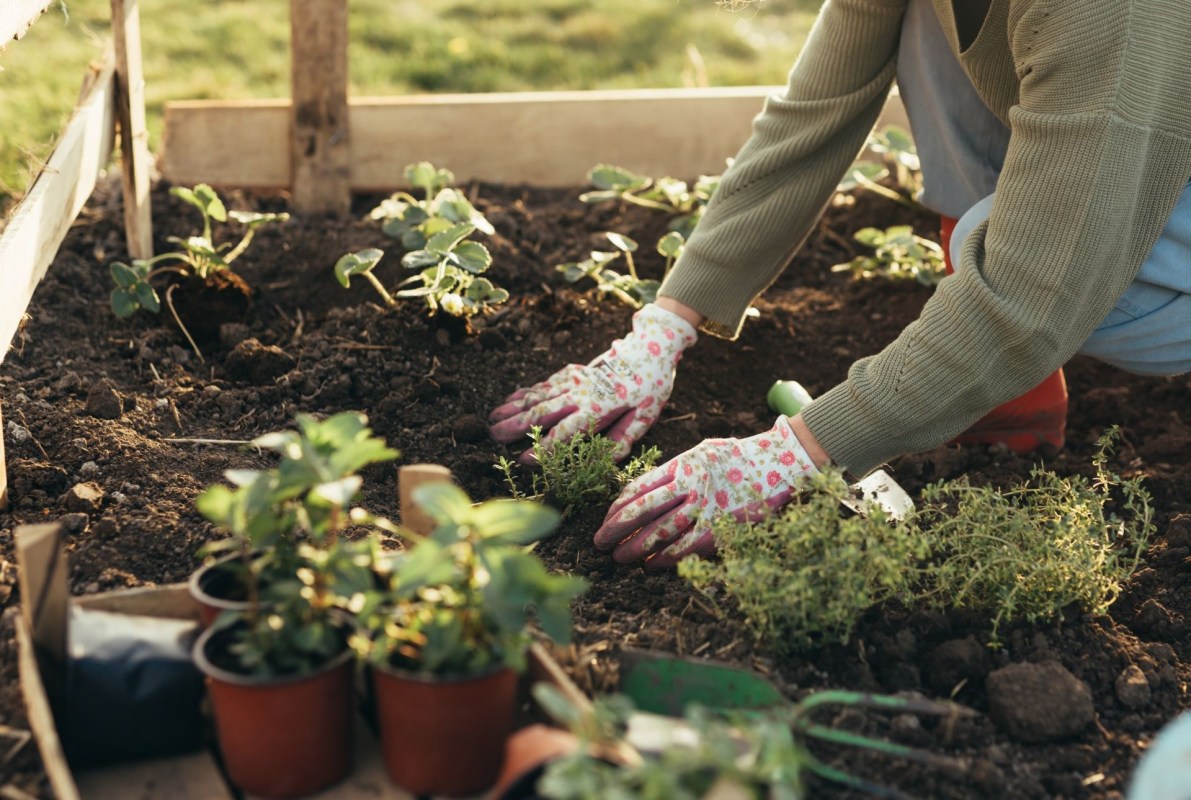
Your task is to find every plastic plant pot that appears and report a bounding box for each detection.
[486,724,580,800]
[193,622,355,799]
[188,553,252,627]
[372,662,519,797]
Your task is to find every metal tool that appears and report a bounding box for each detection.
[767,380,914,520]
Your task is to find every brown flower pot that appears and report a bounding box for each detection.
[188,553,251,627]
[486,724,580,800]
[193,623,355,799]
[373,662,519,797]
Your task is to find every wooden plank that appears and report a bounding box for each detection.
[76,751,234,800]
[0,52,116,365]
[0,402,8,510]
[15,524,69,664]
[397,464,454,537]
[110,0,154,259]
[75,583,196,619]
[15,617,82,800]
[289,0,350,214]
[1,0,55,49]
[161,87,911,191]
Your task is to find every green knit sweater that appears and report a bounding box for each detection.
[659,0,1191,475]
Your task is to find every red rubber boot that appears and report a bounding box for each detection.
[939,216,1068,452]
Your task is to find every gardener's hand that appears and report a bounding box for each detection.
[489,303,698,462]
[593,416,818,568]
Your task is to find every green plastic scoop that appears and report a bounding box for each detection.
[618,648,785,716]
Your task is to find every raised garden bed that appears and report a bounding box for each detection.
[0,173,1188,799]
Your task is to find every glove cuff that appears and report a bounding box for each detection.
[630,303,699,359]
[770,415,820,483]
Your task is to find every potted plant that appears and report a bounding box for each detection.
[190,412,398,798]
[352,483,588,797]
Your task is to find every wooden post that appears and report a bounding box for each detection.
[289,0,350,215]
[397,464,454,537]
[111,0,154,259]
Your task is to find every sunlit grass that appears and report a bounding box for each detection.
[0,0,817,212]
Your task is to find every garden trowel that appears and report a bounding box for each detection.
[767,380,914,520]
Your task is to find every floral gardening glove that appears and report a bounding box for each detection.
[593,416,818,569]
[489,303,698,463]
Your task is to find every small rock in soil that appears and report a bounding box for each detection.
[987,660,1094,743]
[79,461,100,478]
[224,338,297,384]
[452,414,488,443]
[1115,664,1152,709]
[6,421,30,443]
[64,482,105,514]
[84,379,123,419]
[57,513,89,534]
[93,517,119,540]
[926,637,989,694]
[1134,597,1183,638]
[1165,512,1191,548]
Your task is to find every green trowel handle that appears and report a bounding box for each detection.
[767,380,814,417]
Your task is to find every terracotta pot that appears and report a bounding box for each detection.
[486,724,580,800]
[188,553,251,627]
[193,623,355,799]
[372,662,519,796]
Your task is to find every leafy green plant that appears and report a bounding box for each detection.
[556,232,666,309]
[917,427,1153,644]
[832,225,946,287]
[368,162,494,249]
[836,125,922,209]
[533,684,972,800]
[352,484,587,676]
[194,411,399,675]
[338,162,508,318]
[109,183,288,318]
[679,470,932,652]
[334,234,508,318]
[560,164,721,309]
[496,426,661,514]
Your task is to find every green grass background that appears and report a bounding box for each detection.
[0,0,818,214]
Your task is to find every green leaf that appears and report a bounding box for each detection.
[836,162,888,193]
[110,261,139,289]
[578,189,623,204]
[402,249,442,270]
[604,232,637,253]
[193,184,228,221]
[135,282,160,313]
[448,240,492,274]
[587,164,649,192]
[334,248,385,288]
[853,227,885,247]
[312,476,363,506]
[412,483,473,526]
[195,484,237,525]
[557,263,588,283]
[630,280,660,305]
[229,210,290,229]
[110,288,139,318]
[657,231,685,258]
[468,498,560,544]
[424,223,476,256]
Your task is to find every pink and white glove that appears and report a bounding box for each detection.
[489,303,698,462]
[593,416,818,569]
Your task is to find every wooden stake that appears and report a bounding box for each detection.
[397,464,454,538]
[289,0,350,215]
[111,0,154,259]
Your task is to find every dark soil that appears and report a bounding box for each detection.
[0,176,1187,799]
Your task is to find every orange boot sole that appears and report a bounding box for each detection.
[939,216,1068,453]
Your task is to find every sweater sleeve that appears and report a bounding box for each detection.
[804,0,1191,475]
[659,0,908,339]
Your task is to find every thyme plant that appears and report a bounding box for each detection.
[679,470,932,652]
[917,427,1153,644]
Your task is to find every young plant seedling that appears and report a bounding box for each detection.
[109,184,288,358]
[368,161,494,249]
[556,232,661,309]
[495,426,661,516]
[581,164,720,239]
[832,225,946,286]
[335,224,508,318]
[836,125,923,210]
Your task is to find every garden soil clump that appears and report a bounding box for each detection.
[1,176,1188,799]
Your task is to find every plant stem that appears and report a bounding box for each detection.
[164,283,205,363]
[224,229,256,264]
[853,173,920,211]
[364,272,398,307]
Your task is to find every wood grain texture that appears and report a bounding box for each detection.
[289,0,350,214]
[111,0,154,259]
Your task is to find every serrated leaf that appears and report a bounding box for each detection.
[334,248,385,287]
[425,223,475,256]
[449,240,491,274]
[657,230,685,257]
